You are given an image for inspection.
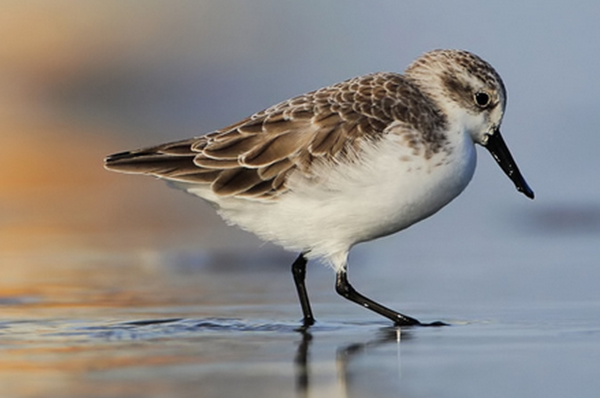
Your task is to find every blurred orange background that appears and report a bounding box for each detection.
[0,2,261,308]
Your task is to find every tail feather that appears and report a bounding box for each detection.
[103,135,289,199]
[104,138,201,175]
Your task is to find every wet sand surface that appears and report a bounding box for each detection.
[2,236,600,397]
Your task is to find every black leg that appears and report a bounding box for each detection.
[336,270,438,327]
[291,253,315,327]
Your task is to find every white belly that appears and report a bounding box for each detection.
[202,133,477,265]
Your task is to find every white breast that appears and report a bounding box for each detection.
[206,130,477,266]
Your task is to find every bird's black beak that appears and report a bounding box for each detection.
[484,129,534,199]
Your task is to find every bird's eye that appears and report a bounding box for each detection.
[474,91,490,108]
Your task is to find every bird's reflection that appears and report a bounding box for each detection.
[294,330,313,396]
[294,327,414,397]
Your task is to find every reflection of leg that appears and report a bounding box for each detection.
[294,330,312,395]
[336,327,408,395]
[291,253,315,327]
[335,269,422,326]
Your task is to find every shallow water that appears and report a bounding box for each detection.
[1,227,600,398]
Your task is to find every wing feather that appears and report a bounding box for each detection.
[202,134,265,160]
[257,158,294,180]
[104,72,443,200]
[240,128,312,167]
[211,168,263,196]
[308,125,339,155]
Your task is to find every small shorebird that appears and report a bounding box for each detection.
[105,49,534,327]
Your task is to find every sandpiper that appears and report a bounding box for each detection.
[105,49,534,327]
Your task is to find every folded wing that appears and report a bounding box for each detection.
[104,73,415,199]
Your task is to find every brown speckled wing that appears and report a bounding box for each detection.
[104,72,442,199]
